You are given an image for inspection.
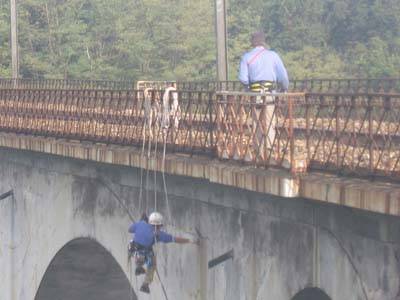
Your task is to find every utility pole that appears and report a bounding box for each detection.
[10,0,19,79]
[214,0,228,81]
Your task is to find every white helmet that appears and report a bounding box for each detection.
[149,212,163,226]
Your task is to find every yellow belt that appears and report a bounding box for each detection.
[250,81,274,92]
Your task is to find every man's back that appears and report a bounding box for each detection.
[129,220,174,248]
[238,32,289,91]
[130,220,155,248]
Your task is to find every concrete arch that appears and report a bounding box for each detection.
[34,238,137,300]
[291,287,331,300]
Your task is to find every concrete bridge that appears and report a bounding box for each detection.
[1,79,400,300]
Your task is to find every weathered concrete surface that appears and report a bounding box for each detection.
[2,132,400,216]
[1,147,400,300]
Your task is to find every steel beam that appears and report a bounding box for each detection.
[0,190,13,201]
[208,249,234,269]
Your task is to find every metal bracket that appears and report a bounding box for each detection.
[0,190,13,201]
[208,249,234,269]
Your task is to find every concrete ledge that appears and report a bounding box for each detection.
[1,132,400,216]
[300,173,400,216]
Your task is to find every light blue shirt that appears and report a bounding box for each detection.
[238,46,289,91]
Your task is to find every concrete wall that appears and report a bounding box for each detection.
[1,147,400,300]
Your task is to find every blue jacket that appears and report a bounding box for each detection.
[239,46,289,91]
[129,220,174,248]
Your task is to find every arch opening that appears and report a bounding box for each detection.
[291,287,331,300]
[35,238,137,300]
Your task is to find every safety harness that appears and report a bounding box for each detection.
[249,81,274,92]
[247,47,275,93]
[129,240,155,268]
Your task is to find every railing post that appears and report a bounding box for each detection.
[189,92,194,150]
[209,92,214,150]
[336,96,340,168]
[368,96,374,174]
[305,94,310,166]
[288,95,295,173]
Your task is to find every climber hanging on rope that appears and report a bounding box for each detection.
[128,212,198,294]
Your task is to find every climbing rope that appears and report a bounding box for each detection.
[138,132,146,215]
[101,177,171,300]
[159,86,179,221]
[161,135,172,221]
[138,88,152,215]
[145,134,151,213]
[141,86,182,299]
[138,86,178,299]
[153,130,158,212]
[141,85,177,221]
[127,252,135,300]
[101,86,183,300]
[156,269,170,300]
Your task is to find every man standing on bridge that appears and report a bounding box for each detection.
[128,212,197,294]
[238,31,289,92]
[238,31,289,157]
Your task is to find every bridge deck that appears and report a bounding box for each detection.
[1,80,400,216]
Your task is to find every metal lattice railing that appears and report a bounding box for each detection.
[1,85,400,182]
[294,93,400,179]
[1,78,399,93]
[290,78,400,93]
[0,88,216,154]
[174,78,400,93]
[215,92,306,171]
[215,92,400,180]
[0,78,135,90]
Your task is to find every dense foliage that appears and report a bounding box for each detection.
[0,0,399,80]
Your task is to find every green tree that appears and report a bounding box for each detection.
[345,37,400,78]
[0,0,399,81]
[0,0,11,77]
[284,46,346,78]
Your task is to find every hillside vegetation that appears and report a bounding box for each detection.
[0,0,399,81]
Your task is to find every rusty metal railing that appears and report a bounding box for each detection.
[290,78,400,93]
[0,78,135,90]
[0,88,215,154]
[175,78,400,93]
[216,92,306,172]
[1,78,399,93]
[296,93,400,180]
[2,86,400,182]
[216,91,400,181]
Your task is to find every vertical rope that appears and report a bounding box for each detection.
[145,136,151,214]
[138,132,146,215]
[160,87,176,222]
[128,86,175,300]
[162,135,172,222]
[127,253,135,300]
[154,133,158,212]
[152,225,170,300]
